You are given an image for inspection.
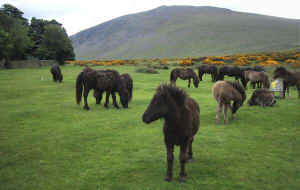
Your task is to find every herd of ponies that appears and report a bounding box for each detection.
[50,64,300,182]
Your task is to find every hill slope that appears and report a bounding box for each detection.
[71,6,300,60]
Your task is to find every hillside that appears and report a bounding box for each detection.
[71,6,300,60]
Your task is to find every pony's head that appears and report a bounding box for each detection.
[142,84,187,124]
[119,86,129,108]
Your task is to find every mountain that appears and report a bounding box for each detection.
[71,6,300,60]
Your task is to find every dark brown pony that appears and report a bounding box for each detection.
[243,71,270,89]
[94,73,133,105]
[142,84,200,182]
[212,81,246,124]
[50,64,63,82]
[248,89,276,107]
[198,65,218,82]
[76,67,129,110]
[273,67,300,98]
[170,68,199,88]
[217,66,246,84]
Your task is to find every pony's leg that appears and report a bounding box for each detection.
[188,137,194,162]
[230,104,235,120]
[282,83,287,99]
[297,84,300,98]
[287,87,290,98]
[199,73,203,81]
[83,88,90,110]
[104,91,110,108]
[216,103,223,124]
[224,103,229,124]
[179,143,189,182]
[165,144,174,182]
[188,79,191,88]
[95,90,103,104]
[111,91,120,109]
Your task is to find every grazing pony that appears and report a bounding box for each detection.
[248,89,276,107]
[94,73,133,105]
[50,64,63,82]
[243,71,270,89]
[142,84,200,182]
[273,67,300,98]
[170,68,199,88]
[76,67,129,110]
[212,81,246,124]
[198,65,218,82]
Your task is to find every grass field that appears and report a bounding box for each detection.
[0,65,299,190]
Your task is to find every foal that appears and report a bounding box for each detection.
[142,84,200,182]
[212,81,246,124]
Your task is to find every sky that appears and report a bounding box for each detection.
[2,0,300,36]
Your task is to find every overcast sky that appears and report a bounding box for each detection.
[2,0,300,36]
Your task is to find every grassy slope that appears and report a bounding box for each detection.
[72,6,300,60]
[0,65,299,190]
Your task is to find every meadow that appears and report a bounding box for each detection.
[0,65,299,190]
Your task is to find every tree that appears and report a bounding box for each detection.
[0,4,31,68]
[28,18,62,56]
[37,24,75,64]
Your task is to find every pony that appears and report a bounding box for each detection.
[243,71,270,89]
[76,67,129,110]
[50,64,63,82]
[170,68,199,88]
[94,73,133,105]
[212,81,246,124]
[198,65,218,82]
[217,66,246,85]
[142,84,200,182]
[273,67,300,98]
[248,89,276,107]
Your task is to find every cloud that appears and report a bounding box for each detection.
[2,0,299,35]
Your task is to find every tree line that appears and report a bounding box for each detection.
[0,4,75,68]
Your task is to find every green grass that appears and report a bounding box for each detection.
[0,65,299,190]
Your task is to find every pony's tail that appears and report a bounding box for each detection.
[76,72,84,104]
[170,71,173,82]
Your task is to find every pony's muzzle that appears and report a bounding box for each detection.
[142,114,151,124]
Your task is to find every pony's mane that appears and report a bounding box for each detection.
[225,80,246,102]
[156,84,187,106]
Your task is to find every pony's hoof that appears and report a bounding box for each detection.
[84,106,90,110]
[104,105,109,108]
[224,120,228,124]
[215,120,219,124]
[165,176,172,182]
